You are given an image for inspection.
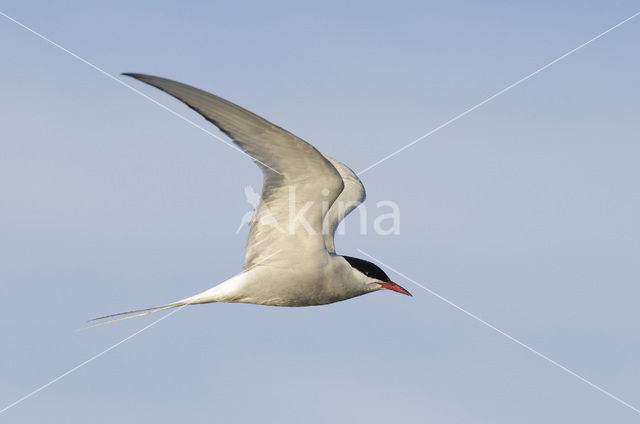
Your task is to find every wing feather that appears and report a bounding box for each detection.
[124,74,344,268]
[322,156,366,253]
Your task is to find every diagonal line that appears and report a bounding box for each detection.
[0,10,282,175]
[357,249,640,415]
[356,11,640,176]
[0,305,186,415]
[0,249,281,415]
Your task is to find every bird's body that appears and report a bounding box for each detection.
[90,73,410,326]
[185,256,375,307]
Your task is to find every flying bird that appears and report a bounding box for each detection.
[91,73,411,326]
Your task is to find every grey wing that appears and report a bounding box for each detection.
[124,74,344,269]
[322,156,366,254]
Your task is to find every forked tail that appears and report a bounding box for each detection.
[84,280,229,329]
[83,301,187,330]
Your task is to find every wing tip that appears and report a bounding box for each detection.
[121,72,150,81]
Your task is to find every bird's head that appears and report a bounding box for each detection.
[342,256,412,296]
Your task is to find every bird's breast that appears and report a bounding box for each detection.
[226,258,360,306]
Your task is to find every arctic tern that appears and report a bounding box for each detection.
[91,73,411,326]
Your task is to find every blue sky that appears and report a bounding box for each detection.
[1,1,640,422]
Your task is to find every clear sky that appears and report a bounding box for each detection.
[1,1,639,422]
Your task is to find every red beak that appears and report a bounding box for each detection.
[379,281,412,296]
